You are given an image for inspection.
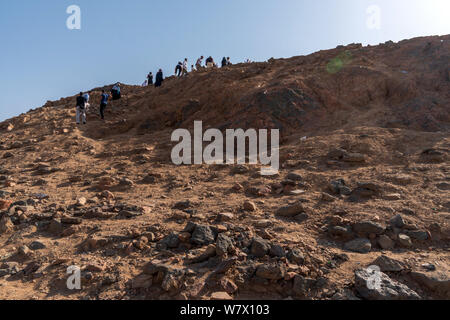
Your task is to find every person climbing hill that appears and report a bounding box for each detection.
[147,72,153,85]
[221,57,227,67]
[196,56,204,70]
[111,83,121,100]
[206,56,214,68]
[99,90,109,120]
[155,69,164,87]
[182,58,189,76]
[76,92,87,125]
[175,62,183,77]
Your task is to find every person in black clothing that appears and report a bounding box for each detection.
[205,56,214,68]
[76,92,87,125]
[175,62,182,77]
[147,72,153,85]
[155,69,164,87]
[221,57,227,67]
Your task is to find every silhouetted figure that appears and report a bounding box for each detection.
[221,57,227,67]
[155,69,164,87]
[175,62,182,77]
[206,56,214,68]
[147,72,153,85]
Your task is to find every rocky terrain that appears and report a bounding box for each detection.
[0,35,449,300]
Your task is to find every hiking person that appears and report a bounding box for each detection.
[155,69,164,87]
[76,92,87,125]
[191,64,195,72]
[111,83,121,100]
[147,72,153,85]
[196,56,204,70]
[227,57,232,65]
[175,62,183,77]
[206,56,214,68]
[182,58,189,76]
[99,90,109,120]
[221,57,227,67]
[82,91,91,112]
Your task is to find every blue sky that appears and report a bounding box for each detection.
[0,0,449,121]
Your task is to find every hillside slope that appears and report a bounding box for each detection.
[0,35,449,300]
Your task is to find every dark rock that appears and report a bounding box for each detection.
[29,241,46,250]
[191,225,216,245]
[251,238,271,258]
[269,244,286,257]
[390,214,406,228]
[353,221,385,235]
[371,255,405,272]
[255,263,286,280]
[287,249,305,264]
[344,238,371,253]
[216,234,233,257]
[275,202,304,217]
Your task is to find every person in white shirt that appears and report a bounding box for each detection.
[196,56,204,70]
[182,58,188,76]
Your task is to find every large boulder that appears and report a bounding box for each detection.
[355,269,420,300]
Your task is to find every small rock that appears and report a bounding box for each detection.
[276,202,304,217]
[371,255,405,272]
[269,244,286,257]
[191,225,216,245]
[29,241,46,250]
[378,235,395,250]
[218,212,234,222]
[76,197,87,206]
[256,263,286,280]
[353,221,385,235]
[286,172,302,181]
[211,292,233,300]
[390,214,406,228]
[344,238,371,253]
[0,216,14,234]
[251,238,271,257]
[397,234,412,247]
[243,201,257,212]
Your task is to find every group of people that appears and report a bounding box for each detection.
[143,56,232,87]
[76,55,235,124]
[75,83,121,124]
[145,69,164,87]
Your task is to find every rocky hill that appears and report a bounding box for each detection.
[0,35,449,300]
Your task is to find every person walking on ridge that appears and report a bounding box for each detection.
[182,58,189,76]
[175,62,183,77]
[155,69,164,87]
[196,56,204,70]
[147,72,153,86]
[76,92,87,125]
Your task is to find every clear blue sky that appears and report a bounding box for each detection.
[1,0,449,121]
